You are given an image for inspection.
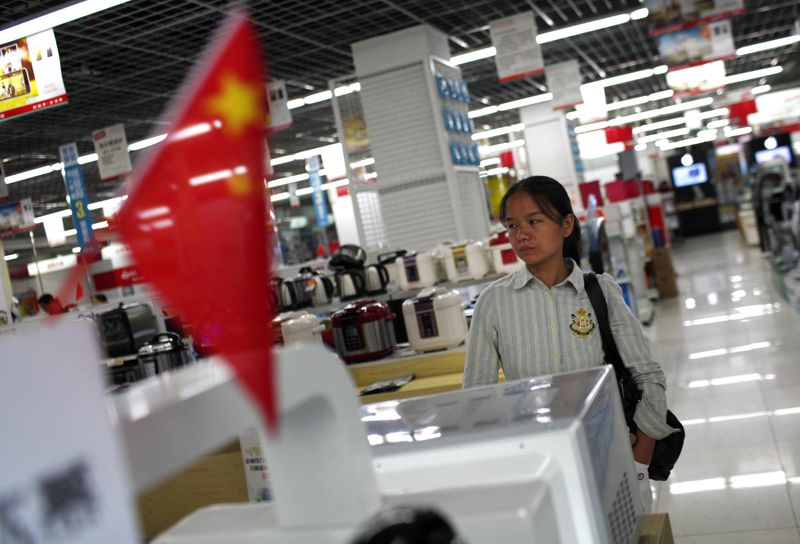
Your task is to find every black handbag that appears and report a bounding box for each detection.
[584,273,685,481]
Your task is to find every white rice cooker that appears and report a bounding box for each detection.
[489,231,524,275]
[395,252,438,291]
[402,287,468,353]
[439,241,489,282]
[281,312,324,346]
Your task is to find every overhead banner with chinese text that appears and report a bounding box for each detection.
[0,29,68,122]
[92,123,132,181]
[490,12,544,83]
[59,143,97,252]
[646,0,745,36]
[546,60,583,110]
[657,20,735,69]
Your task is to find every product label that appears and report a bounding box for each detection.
[414,299,439,339]
[452,245,469,276]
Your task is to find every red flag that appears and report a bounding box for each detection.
[117,15,277,429]
[75,281,84,301]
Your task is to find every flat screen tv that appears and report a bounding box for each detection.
[755,146,793,165]
[672,163,708,188]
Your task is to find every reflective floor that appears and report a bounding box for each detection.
[648,230,800,543]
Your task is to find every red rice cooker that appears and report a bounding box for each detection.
[330,299,396,364]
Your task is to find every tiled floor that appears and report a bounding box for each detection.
[646,230,800,542]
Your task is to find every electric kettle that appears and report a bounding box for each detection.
[364,263,390,295]
[311,273,336,306]
[271,277,298,312]
[336,269,366,302]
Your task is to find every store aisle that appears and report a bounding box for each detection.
[646,231,800,543]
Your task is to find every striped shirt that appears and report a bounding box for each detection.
[463,259,677,440]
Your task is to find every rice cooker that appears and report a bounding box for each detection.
[440,241,489,282]
[330,300,396,364]
[402,287,468,353]
[395,252,438,291]
[281,312,324,346]
[489,231,524,274]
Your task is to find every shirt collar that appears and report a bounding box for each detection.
[512,259,585,293]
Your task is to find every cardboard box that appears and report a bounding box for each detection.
[640,513,675,544]
[650,248,678,299]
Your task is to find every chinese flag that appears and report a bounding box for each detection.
[75,281,84,302]
[117,15,278,429]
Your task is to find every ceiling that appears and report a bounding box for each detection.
[1,0,799,260]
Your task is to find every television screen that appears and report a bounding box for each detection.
[755,146,793,165]
[672,163,708,188]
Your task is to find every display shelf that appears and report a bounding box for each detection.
[302,273,506,317]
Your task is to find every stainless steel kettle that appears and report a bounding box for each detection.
[364,264,390,295]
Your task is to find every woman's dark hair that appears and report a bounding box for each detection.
[499,176,582,263]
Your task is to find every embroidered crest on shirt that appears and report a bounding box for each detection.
[569,308,596,337]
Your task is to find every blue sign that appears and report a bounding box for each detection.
[306,156,329,228]
[59,143,97,251]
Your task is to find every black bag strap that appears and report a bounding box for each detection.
[583,273,633,382]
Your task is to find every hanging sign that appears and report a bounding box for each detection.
[267,80,292,131]
[320,143,347,181]
[646,0,745,36]
[666,60,726,97]
[43,215,67,246]
[59,143,97,252]
[0,29,69,122]
[306,156,329,228]
[546,60,583,110]
[657,20,735,69]
[0,197,35,237]
[0,320,141,543]
[92,123,132,181]
[490,12,545,83]
[288,182,300,208]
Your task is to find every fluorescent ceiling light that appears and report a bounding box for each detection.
[698,108,729,119]
[723,66,782,85]
[267,172,311,189]
[537,13,632,44]
[3,253,19,262]
[480,157,501,167]
[472,123,525,141]
[725,126,753,138]
[736,35,800,56]
[658,131,718,151]
[0,0,133,44]
[497,93,553,111]
[648,89,675,100]
[606,95,650,111]
[634,143,647,151]
[287,98,305,109]
[479,139,525,155]
[451,47,497,66]
[128,134,167,151]
[303,90,333,104]
[633,117,685,134]
[636,127,689,144]
[706,119,730,129]
[630,8,649,20]
[751,84,771,95]
[468,106,499,119]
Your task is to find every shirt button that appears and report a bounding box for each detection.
[550,323,556,330]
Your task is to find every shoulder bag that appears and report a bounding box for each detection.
[584,273,685,481]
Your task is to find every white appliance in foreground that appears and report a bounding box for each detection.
[363,366,643,544]
[133,347,638,543]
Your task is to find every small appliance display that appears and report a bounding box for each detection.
[280,312,324,346]
[329,244,367,269]
[137,332,194,378]
[331,299,397,364]
[440,241,489,282]
[98,303,159,358]
[402,287,468,353]
[395,252,438,291]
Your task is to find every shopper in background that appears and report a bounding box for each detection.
[38,293,66,315]
[93,293,108,304]
[463,176,677,511]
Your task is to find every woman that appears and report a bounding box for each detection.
[463,176,676,509]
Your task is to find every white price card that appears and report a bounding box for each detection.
[0,320,140,542]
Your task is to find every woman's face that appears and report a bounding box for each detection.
[504,191,574,269]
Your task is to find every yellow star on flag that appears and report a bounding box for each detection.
[206,74,264,136]
[228,173,252,197]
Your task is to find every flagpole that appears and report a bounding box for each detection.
[29,231,45,295]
